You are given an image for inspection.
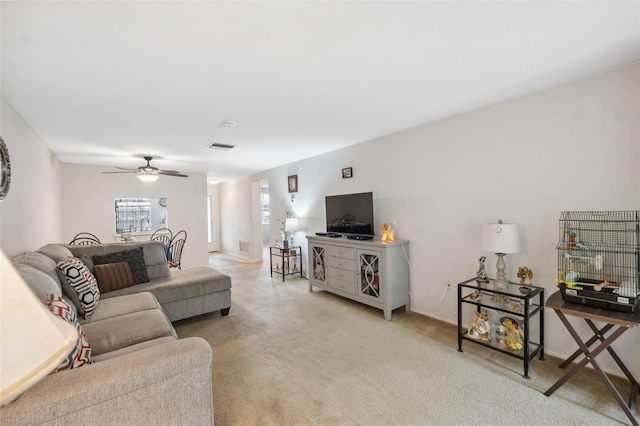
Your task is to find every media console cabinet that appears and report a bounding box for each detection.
[306,236,410,320]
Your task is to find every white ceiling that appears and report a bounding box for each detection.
[2,1,639,181]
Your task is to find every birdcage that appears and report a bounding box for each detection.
[556,211,640,313]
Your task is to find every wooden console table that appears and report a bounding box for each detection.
[544,291,639,425]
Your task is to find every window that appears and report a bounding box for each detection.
[114,198,167,233]
[261,187,270,225]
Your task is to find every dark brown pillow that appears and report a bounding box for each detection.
[93,262,135,293]
[92,247,149,284]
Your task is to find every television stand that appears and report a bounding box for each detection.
[307,236,410,320]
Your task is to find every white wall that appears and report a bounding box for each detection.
[60,164,210,268]
[218,176,255,260]
[220,63,640,376]
[0,97,63,255]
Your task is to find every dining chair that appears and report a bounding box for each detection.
[150,227,173,245]
[69,232,101,245]
[168,230,187,269]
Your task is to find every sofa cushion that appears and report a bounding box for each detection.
[82,308,177,356]
[45,294,92,372]
[11,251,63,290]
[37,244,74,263]
[91,336,176,363]
[68,241,171,279]
[13,263,62,301]
[83,292,162,323]
[93,261,135,293]
[99,266,232,305]
[92,247,150,284]
[57,257,101,320]
[13,263,79,317]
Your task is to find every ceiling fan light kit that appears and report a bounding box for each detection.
[102,156,188,181]
[138,172,159,182]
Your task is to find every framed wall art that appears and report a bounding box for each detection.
[342,167,353,179]
[0,137,11,201]
[288,175,298,193]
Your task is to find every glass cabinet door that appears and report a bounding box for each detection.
[312,245,326,283]
[358,250,381,299]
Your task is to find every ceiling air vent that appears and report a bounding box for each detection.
[207,142,235,150]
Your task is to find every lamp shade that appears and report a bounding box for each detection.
[0,252,78,406]
[285,217,300,232]
[481,221,521,254]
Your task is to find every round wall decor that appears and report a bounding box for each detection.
[0,137,11,200]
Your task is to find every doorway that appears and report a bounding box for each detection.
[249,179,270,262]
[207,186,220,252]
[260,181,270,246]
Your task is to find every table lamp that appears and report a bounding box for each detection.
[0,251,78,406]
[285,217,300,246]
[481,220,521,290]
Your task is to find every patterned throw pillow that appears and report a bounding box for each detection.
[57,257,100,320]
[45,294,92,371]
[92,247,149,284]
[93,261,135,293]
[79,254,95,274]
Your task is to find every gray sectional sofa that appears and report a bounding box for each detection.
[60,240,232,322]
[0,240,231,425]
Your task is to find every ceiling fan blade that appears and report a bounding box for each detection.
[104,157,187,178]
[158,170,189,177]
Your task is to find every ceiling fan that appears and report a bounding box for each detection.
[102,156,188,182]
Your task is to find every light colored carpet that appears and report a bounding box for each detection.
[174,253,637,425]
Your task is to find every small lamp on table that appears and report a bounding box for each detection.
[482,220,521,290]
[285,217,300,247]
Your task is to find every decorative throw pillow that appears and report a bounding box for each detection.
[93,261,135,293]
[79,254,95,274]
[57,257,100,320]
[92,247,149,284]
[45,294,92,371]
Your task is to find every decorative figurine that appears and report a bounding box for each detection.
[381,223,396,243]
[509,300,524,314]
[517,266,533,285]
[469,290,482,301]
[492,293,509,304]
[467,311,491,341]
[504,320,525,351]
[476,256,489,284]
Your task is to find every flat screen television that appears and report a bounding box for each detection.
[325,192,374,237]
